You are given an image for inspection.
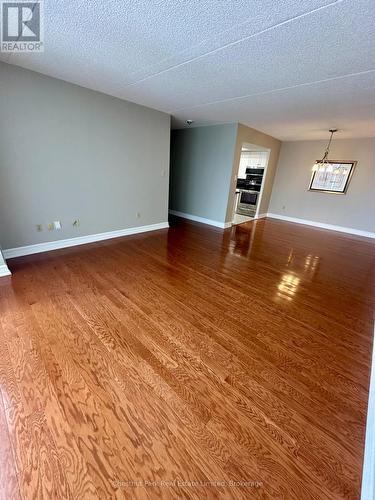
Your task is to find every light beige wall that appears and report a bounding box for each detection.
[268,138,375,233]
[225,123,281,222]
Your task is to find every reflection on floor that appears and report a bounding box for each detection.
[232,213,254,225]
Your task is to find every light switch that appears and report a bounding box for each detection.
[54,221,62,230]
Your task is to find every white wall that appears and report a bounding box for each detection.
[269,138,375,234]
[0,62,171,251]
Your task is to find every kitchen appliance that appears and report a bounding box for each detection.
[235,167,265,218]
[245,168,264,188]
[237,189,259,217]
[237,168,264,190]
[246,168,264,175]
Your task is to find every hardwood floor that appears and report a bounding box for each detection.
[0,216,374,499]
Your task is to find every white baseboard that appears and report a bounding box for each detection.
[0,264,11,277]
[361,325,375,500]
[169,210,232,229]
[266,213,375,240]
[3,222,169,259]
[256,213,268,219]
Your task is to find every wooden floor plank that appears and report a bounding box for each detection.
[0,390,20,500]
[0,217,374,499]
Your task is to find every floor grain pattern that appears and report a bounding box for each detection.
[0,217,374,499]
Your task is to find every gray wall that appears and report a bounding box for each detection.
[269,138,375,232]
[0,62,171,250]
[170,124,238,223]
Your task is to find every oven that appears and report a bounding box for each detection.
[237,189,259,217]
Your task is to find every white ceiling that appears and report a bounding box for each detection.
[242,143,269,152]
[2,0,375,140]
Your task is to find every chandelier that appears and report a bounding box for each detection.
[312,129,340,173]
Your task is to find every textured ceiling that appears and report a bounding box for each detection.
[1,0,375,140]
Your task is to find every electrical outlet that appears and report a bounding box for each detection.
[282,205,286,210]
[54,221,61,230]
[73,219,80,228]
[136,212,141,219]
[36,224,43,232]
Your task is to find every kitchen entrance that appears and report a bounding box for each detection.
[232,143,270,225]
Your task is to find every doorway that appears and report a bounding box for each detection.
[232,143,270,225]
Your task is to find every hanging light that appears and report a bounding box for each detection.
[312,129,338,172]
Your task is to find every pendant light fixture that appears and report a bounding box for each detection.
[312,129,338,172]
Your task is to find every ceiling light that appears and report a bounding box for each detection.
[312,129,338,172]
[185,120,194,125]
